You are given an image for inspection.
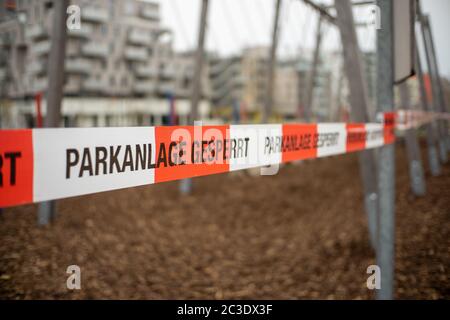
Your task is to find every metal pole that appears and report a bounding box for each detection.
[190,0,209,123]
[302,0,336,24]
[331,67,345,122]
[376,0,395,300]
[304,14,323,122]
[419,13,448,163]
[415,37,441,176]
[399,82,426,196]
[423,14,450,152]
[37,0,68,226]
[263,0,282,123]
[181,0,209,195]
[334,0,378,250]
[232,98,241,124]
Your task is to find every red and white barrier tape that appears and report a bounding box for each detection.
[4,110,447,208]
[394,110,450,130]
[0,113,399,208]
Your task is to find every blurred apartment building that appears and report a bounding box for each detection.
[209,47,267,117]
[0,0,210,98]
[0,0,210,127]
[209,46,335,121]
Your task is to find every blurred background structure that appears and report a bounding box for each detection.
[0,0,449,128]
[0,0,211,127]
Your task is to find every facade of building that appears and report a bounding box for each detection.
[209,47,268,115]
[173,50,210,100]
[208,46,337,121]
[0,0,209,100]
[296,53,334,122]
[209,54,243,109]
[273,60,299,118]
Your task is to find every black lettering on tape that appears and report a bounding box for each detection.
[4,152,21,186]
[157,143,168,168]
[168,142,177,166]
[135,144,147,171]
[122,145,135,172]
[95,147,107,175]
[79,147,93,177]
[109,145,122,174]
[66,149,79,179]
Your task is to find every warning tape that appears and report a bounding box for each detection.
[1,110,448,208]
[0,113,398,208]
[394,110,450,130]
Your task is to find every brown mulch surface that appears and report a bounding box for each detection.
[0,142,449,299]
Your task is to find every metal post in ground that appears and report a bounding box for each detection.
[180,0,209,195]
[334,0,378,250]
[414,36,441,176]
[37,0,69,225]
[232,98,241,124]
[419,12,448,163]
[375,0,395,300]
[399,82,426,196]
[263,0,282,123]
[422,12,450,152]
[304,13,323,122]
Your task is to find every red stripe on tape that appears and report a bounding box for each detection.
[154,125,230,183]
[281,124,317,163]
[0,130,33,207]
[383,112,396,144]
[346,124,366,153]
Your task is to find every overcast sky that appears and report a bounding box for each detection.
[158,0,450,79]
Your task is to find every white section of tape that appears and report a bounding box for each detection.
[229,124,282,171]
[365,123,384,149]
[33,127,156,202]
[316,123,347,157]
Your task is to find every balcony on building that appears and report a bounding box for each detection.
[25,24,48,40]
[28,60,46,76]
[82,42,109,58]
[64,76,83,94]
[82,78,106,92]
[81,7,109,23]
[140,5,160,21]
[68,24,92,38]
[124,46,148,62]
[33,77,48,92]
[211,64,241,88]
[159,66,175,80]
[134,65,157,78]
[128,29,152,46]
[133,81,155,94]
[31,40,51,56]
[212,78,242,101]
[210,58,237,76]
[66,59,91,74]
[158,82,175,95]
